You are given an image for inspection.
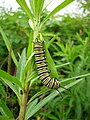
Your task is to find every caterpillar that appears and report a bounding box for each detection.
[34,40,69,93]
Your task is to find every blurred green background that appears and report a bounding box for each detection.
[0,0,90,120]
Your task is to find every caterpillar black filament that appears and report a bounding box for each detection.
[34,40,60,89]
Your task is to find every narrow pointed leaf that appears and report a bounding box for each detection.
[44,41,59,78]
[29,0,35,15]
[43,0,53,10]
[61,73,90,84]
[0,69,22,88]
[0,100,14,118]
[46,35,57,48]
[0,26,18,67]
[25,99,38,120]
[56,62,70,69]
[0,79,21,103]
[16,48,26,83]
[29,87,50,103]
[0,116,15,120]
[4,81,21,103]
[16,0,34,22]
[40,112,58,120]
[30,0,44,20]
[24,52,34,75]
[37,0,44,18]
[26,78,83,119]
[27,30,34,58]
[34,0,38,18]
[40,0,74,28]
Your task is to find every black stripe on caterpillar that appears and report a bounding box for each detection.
[34,40,60,89]
[34,39,71,97]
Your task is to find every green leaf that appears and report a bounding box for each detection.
[40,0,74,28]
[61,73,90,84]
[24,52,34,77]
[56,42,66,53]
[0,69,21,103]
[40,112,58,120]
[76,33,84,45]
[30,0,44,20]
[29,0,35,15]
[4,81,21,104]
[29,87,50,103]
[33,0,38,18]
[37,0,44,19]
[46,35,57,49]
[26,70,37,83]
[25,99,38,120]
[28,75,39,84]
[0,100,14,118]
[16,48,26,83]
[16,0,34,22]
[0,116,15,120]
[0,26,18,67]
[56,62,70,69]
[75,93,82,119]
[26,78,83,119]
[27,30,34,58]
[43,0,53,10]
[0,83,6,98]
[38,0,44,17]
[0,69,22,88]
[44,41,59,78]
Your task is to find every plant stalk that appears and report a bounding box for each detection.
[19,84,29,120]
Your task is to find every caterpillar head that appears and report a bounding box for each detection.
[35,40,43,45]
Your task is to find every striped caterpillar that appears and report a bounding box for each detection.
[34,40,69,94]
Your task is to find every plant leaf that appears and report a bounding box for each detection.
[0,83,6,98]
[40,0,74,28]
[75,93,82,119]
[0,100,14,118]
[4,81,21,104]
[16,0,34,22]
[56,62,70,69]
[40,112,58,120]
[0,69,22,88]
[29,87,50,103]
[37,0,44,19]
[26,78,83,119]
[16,48,26,83]
[38,0,44,14]
[0,26,18,67]
[29,0,44,20]
[61,73,90,84]
[0,116,15,120]
[46,35,57,49]
[43,0,53,10]
[44,41,59,78]
[24,52,34,76]
[25,99,38,120]
[27,30,34,58]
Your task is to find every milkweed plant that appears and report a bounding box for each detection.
[0,0,90,120]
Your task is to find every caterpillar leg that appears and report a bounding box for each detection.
[60,86,71,93]
[56,89,63,98]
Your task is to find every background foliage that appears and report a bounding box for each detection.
[0,0,90,120]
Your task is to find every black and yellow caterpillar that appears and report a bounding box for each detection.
[34,40,60,89]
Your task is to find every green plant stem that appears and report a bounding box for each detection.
[19,84,29,120]
[7,44,12,74]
